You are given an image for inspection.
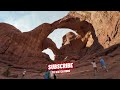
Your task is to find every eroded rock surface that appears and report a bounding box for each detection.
[0,11,120,75]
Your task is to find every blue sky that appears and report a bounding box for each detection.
[0,11,77,60]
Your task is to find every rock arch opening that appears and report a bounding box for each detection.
[40,17,103,61]
[42,29,78,61]
[48,28,78,49]
[42,48,55,60]
[2,12,120,71]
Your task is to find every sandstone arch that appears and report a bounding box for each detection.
[41,16,102,61]
[42,38,60,55]
[0,11,120,72]
[0,14,102,69]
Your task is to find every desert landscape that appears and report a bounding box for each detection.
[0,11,120,79]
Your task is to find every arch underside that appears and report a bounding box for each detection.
[41,15,102,61]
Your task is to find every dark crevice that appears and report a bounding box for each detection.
[111,19,120,39]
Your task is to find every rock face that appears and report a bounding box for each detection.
[57,32,88,61]
[0,23,53,70]
[0,11,120,71]
[55,11,120,62]
[68,11,120,48]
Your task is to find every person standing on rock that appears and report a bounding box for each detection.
[53,74,56,79]
[100,57,108,72]
[21,69,26,79]
[44,70,51,79]
[91,60,98,76]
[49,70,54,79]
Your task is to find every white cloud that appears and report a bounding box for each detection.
[2,11,69,32]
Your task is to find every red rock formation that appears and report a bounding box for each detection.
[53,11,120,64]
[42,38,60,55]
[0,23,53,70]
[57,32,87,61]
[0,11,120,71]
[68,11,120,48]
